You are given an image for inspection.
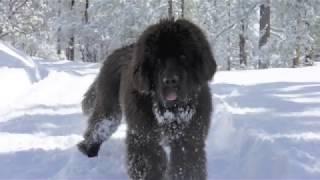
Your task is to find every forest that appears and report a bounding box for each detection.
[0,0,320,69]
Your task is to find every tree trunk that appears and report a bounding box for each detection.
[168,0,173,18]
[57,0,61,56]
[293,47,300,67]
[84,0,89,24]
[81,0,94,62]
[181,0,184,18]
[227,0,231,71]
[259,0,270,48]
[66,38,75,61]
[239,19,247,66]
[239,0,247,67]
[66,0,75,61]
[293,0,302,67]
[258,0,270,68]
[57,27,61,56]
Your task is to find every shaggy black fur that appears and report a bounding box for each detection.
[78,19,217,180]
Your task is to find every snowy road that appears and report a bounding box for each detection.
[0,55,320,179]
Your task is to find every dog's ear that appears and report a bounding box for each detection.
[198,39,217,81]
[131,24,160,93]
[131,57,151,94]
[131,31,155,93]
[176,19,217,82]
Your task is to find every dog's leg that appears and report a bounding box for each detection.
[167,86,212,179]
[126,132,167,180]
[78,57,122,157]
[81,79,97,116]
[77,108,121,157]
[168,136,207,180]
[78,87,121,157]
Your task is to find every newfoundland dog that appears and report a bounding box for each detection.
[78,19,217,180]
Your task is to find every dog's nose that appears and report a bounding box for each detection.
[163,75,179,87]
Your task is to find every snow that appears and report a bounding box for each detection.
[208,65,320,179]
[89,117,121,143]
[0,41,41,82]
[0,43,320,179]
[152,103,195,125]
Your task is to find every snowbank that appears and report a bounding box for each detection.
[0,42,43,111]
[0,57,319,179]
[0,41,41,82]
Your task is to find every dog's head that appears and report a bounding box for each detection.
[132,19,216,108]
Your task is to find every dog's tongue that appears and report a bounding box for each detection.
[166,91,177,101]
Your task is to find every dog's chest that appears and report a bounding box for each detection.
[152,104,195,140]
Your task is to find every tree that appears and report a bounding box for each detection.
[65,0,75,61]
[258,0,270,68]
[239,19,247,66]
[0,0,46,39]
[168,0,173,18]
[79,0,96,62]
[227,0,232,70]
[181,0,184,18]
[0,0,31,38]
[0,0,318,68]
[271,0,316,68]
[239,0,247,67]
[57,0,62,56]
[84,0,89,24]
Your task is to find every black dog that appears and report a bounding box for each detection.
[78,19,217,180]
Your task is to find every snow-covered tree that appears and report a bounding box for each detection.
[0,0,319,69]
[270,0,317,67]
[258,0,271,68]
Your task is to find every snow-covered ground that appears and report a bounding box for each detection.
[0,43,320,179]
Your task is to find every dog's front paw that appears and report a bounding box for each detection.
[77,140,101,158]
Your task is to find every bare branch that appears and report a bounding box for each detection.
[0,32,10,39]
[214,2,259,40]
